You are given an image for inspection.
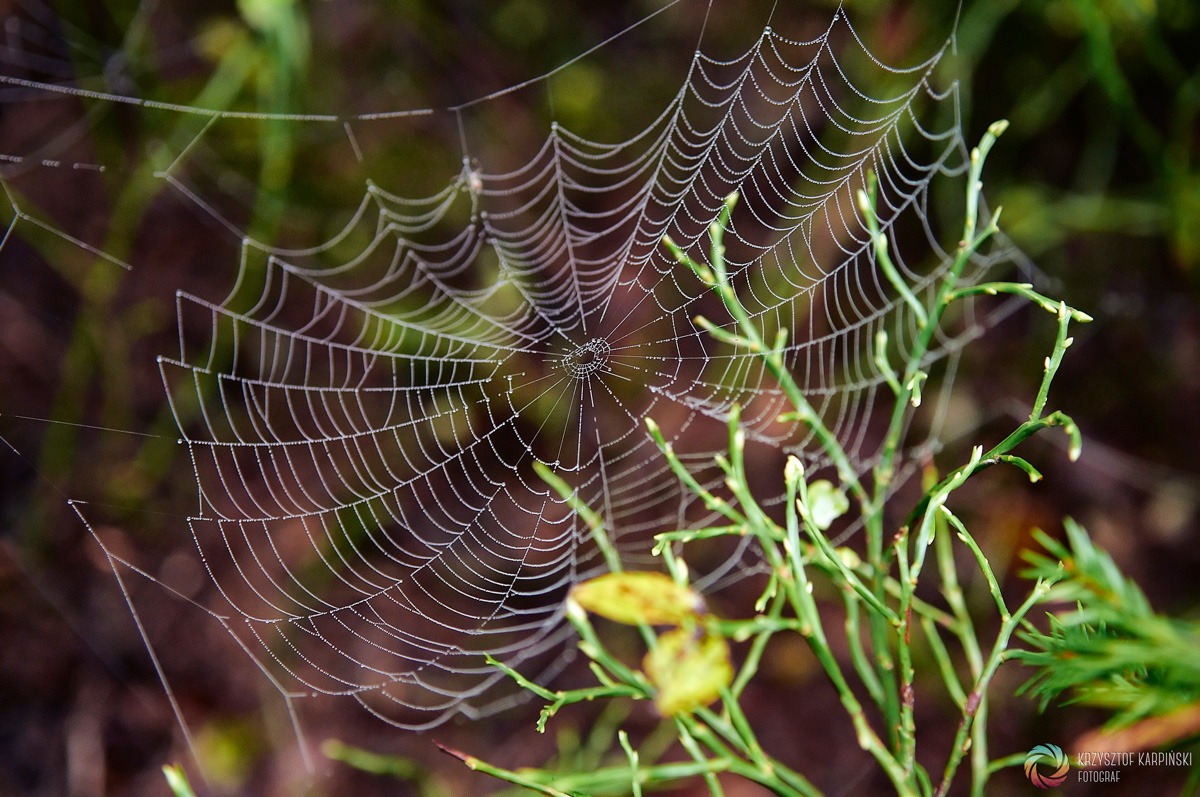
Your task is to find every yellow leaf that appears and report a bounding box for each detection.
[571,572,704,626]
[644,628,732,716]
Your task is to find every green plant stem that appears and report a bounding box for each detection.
[893,530,919,779]
[903,407,1082,533]
[783,460,913,794]
[535,461,623,574]
[689,701,818,796]
[673,194,867,507]
[675,720,726,797]
[858,172,928,329]
[860,123,1008,750]
[730,591,785,697]
[162,765,197,797]
[931,493,989,792]
[921,616,966,707]
[673,188,913,770]
[1030,302,1077,421]
[933,576,1060,797]
[618,730,643,797]
[844,588,886,705]
[872,122,1007,522]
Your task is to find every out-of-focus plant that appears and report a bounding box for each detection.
[1018,520,1200,759]
[8,0,314,557]
[162,764,197,797]
[951,0,1200,270]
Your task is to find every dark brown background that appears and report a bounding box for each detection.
[0,0,1196,794]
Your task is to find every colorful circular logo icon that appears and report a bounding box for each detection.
[1025,744,1070,788]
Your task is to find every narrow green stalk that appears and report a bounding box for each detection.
[162,765,197,797]
[904,406,1083,532]
[875,330,904,397]
[932,488,982,674]
[675,720,726,797]
[892,530,919,779]
[933,576,1061,797]
[949,282,1093,323]
[893,446,978,780]
[1030,302,1076,421]
[783,459,913,794]
[645,418,747,525]
[872,121,1008,518]
[434,742,572,797]
[535,460,623,574]
[618,730,642,797]
[986,752,1031,775]
[730,593,784,697]
[931,495,991,794]
[843,588,886,705]
[718,689,774,776]
[858,172,928,329]
[921,615,967,707]
[893,457,979,772]
[673,195,867,506]
[529,759,735,793]
[563,600,649,692]
[940,509,1008,620]
[858,123,1011,753]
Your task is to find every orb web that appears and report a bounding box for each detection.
[0,0,1021,747]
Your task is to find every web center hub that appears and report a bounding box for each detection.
[562,339,612,378]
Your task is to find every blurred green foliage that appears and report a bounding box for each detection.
[1020,519,1200,735]
[955,0,1199,270]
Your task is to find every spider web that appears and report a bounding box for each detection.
[1,0,1018,749]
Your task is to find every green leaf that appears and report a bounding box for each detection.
[571,572,704,626]
[805,480,849,530]
[644,628,733,716]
